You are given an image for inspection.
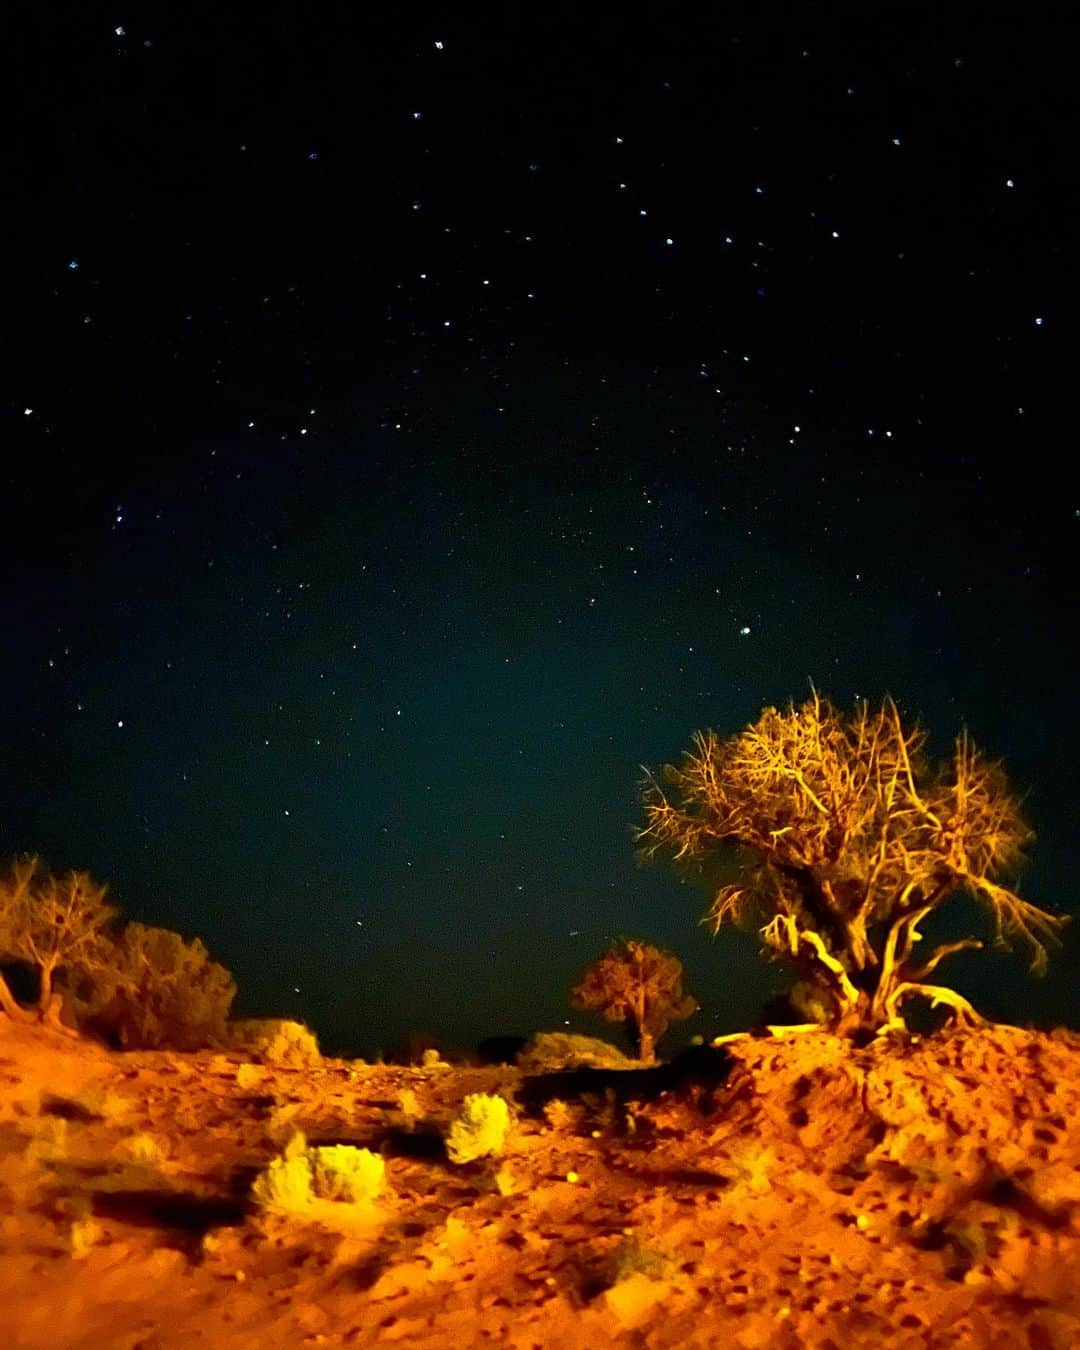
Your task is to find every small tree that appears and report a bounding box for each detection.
[638,691,1068,1032]
[73,922,237,1049]
[571,939,697,1063]
[0,857,37,1019]
[0,856,116,1021]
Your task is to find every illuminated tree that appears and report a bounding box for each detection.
[571,938,697,1063]
[0,857,36,1020]
[0,856,116,1021]
[638,691,1068,1032]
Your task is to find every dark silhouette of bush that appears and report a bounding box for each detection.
[72,922,236,1050]
[476,1034,529,1065]
[639,690,1068,1031]
[386,1031,448,1065]
[570,938,697,1063]
[516,1031,633,1073]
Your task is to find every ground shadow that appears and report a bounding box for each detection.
[308,1127,448,1161]
[90,1187,248,1247]
[517,1044,734,1116]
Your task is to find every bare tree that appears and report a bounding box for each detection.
[571,938,697,1062]
[0,856,37,1020]
[638,691,1067,1032]
[0,856,116,1022]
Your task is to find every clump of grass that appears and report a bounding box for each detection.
[235,1063,262,1090]
[309,1145,386,1204]
[542,1098,579,1131]
[494,1162,517,1195]
[252,1154,314,1214]
[118,1132,163,1165]
[608,1235,674,1284]
[266,1100,304,1147]
[727,1142,775,1195]
[70,1215,103,1259]
[445,1092,512,1164]
[397,1088,421,1132]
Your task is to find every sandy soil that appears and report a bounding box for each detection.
[1,1018,1078,1348]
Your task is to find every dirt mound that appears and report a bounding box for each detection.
[0,1018,1077,1347]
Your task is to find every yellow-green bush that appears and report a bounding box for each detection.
[251,1153,314,1213]
[251,1139,385,1214]
[235,1062,262,1090]
[228,1018,321,1067]
[445,1092,512,1164]
[309,1145,385,1204]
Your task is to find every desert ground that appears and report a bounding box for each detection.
[1,1018,1078,1348]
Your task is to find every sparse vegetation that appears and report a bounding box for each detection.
[71,922,236,1050]
[229,1018,321,1067]
[445,1092,512,1164]
[516,1031,633,1072]
[571,938,697,1062]
[0,856,116,1022]
[397,1087,421,1131]
[639,691,1069,1031]
[308,1145,386,1204]
[251,1137,386,1214]
[235,1062,262,1090]
[251,1152,315,1214]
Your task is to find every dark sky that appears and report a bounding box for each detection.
[5,4,1077,1055]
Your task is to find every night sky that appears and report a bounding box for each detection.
[6,6,1077,1056]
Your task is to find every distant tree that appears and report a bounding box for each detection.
[570,939,697,1063]
[73,922,236,1049]
[0,856,116,1022]
[638,691,1069,1032]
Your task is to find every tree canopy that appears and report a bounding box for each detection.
[638,691,1068,1031]
[571,938,697,1062]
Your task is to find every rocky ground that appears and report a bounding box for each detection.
[1,1017,1078,1348]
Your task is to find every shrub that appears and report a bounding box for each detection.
[251,1140,385,1214]
[71,923,235,1050]
[517,1032,633,1073]
[308,1146,385,1204]
[397,1088,421,1131]
[251,1154,314,1214]
[542,1098,581,1132]
[120,1133,163,1165]
[445,1092,512,1164]
[235,1063,262,1090]
[229,1019,321,1067]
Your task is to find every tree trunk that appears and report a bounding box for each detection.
[37,960,55,1014]
[0,971,29,1021]
[638,1027,656,1064]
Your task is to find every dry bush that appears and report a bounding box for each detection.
[70,922,236,1049]
[252,1137,386,1215]
[445,1093,513,1164]
[228,1018,321,1067]
[639,691,1068,1030]
[517,1032,633,1073]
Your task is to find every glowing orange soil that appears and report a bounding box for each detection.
[1,1019,1077,1347]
